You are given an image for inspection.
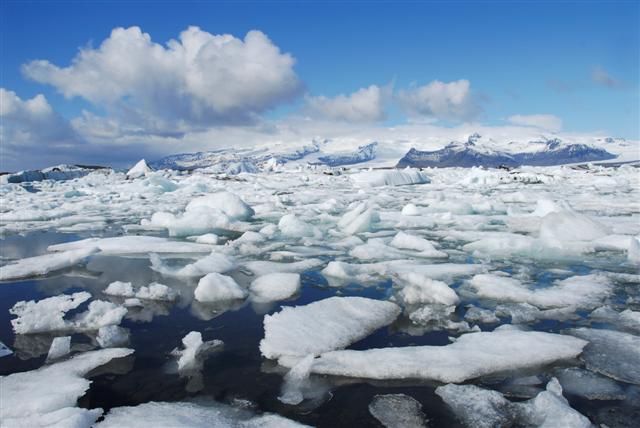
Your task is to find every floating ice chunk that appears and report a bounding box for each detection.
[522,378,592,428]
[0,340,12,357]
[395,273,459,306]
[12,407,103,428]
[295,330,587,382]
[0,247,99,281]
[193,233,219,245]
[126,159,152,178]
[96,400,310,428]
[495,303,578,324]
[555,367,626,400]
[401,203,421,216]
[103,281,135,297]
[260,296,401,360]
[368,394,427,428]
[539,206,610,245]
[569,328,640,385]
[463,233,546,259]
[436,378,592,428]
[244,258,324,276]
[390,262,485,282]
[589,306,640,334]
[389,232,448,258]
[278,354,315,405]
[278,214,317,238]
[194,273,248,302]
[172,331,224,372]
[48,236,212,255]
[351,168,430,187]
[11,292,91,334]
[97,325,130,348]
[464,306,500,324]
[250,273,301,302]
[338,203,380,235]
[349,239,411,260]
[150,252,236,278]
[47,336,71,361]
[468,273,612,310]
[1,348,133,426]
[186,192,254,221]
[144,210,232,237]
[436,383,513,428]
[71,300,128,331]
[408,304,473,333]
[104,281,178,301]
[629,237,640,264]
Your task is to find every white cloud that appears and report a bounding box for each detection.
[305,85,387,122]
[396,79,481,121]
[591,65,618,88]
[22,26,302,130]
[0,88,86,169]
[507,114,563,132]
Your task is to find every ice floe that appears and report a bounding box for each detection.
[0,247,99,281]
[289,330,586,382]
[194,272,248,302]
[96,400,309,427]
[103,281,179,301]
[368,394,427,428]
[48,236,212,255]
[250,273,301,302]
[10,292,127,334]
[260,296,401,360]
[436,378,592,428]
[0,348,133,427]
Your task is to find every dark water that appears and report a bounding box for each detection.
[1,231,638,427]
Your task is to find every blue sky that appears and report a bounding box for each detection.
[1,1,638,170]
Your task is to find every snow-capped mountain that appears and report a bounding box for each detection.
[396,135,617,168]
[313,142,378,167]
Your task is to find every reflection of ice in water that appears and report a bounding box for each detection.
[168,331,224,393]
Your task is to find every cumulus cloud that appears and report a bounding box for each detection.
[591,65,618,88]
[507,114,563,132]
[0,88,86,169]
[22,26,302,130]
[305,85,387,123]
[395,79,481,121]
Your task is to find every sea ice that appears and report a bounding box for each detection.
[468,273,612,310]
[172,331,224,372]
[394,272,460,306]
[243,259,324,276]
[260,296,401,360]
[555,367,626,400]
[185,192,254,221]
[194,273,248,302]
[368,394,427,428]
[104,281,179,301]
[292,330,587,382]
[96,325,130,348]
[569,328,640,385]
[0,348,133,427]
[337,203,380,235]
[46,336,71,361]
[10,292,127,334]
[150,252,236,278]
[96,400,309,427]
[126,159,152,178]
[389,231,448,258]
[436,378,592,428]
[48,236,212,255]
[250,273,301,302]
[350,168,430,187]
[0,247,99,281]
